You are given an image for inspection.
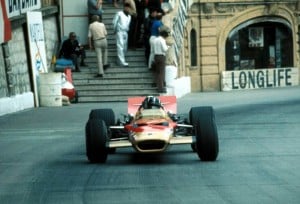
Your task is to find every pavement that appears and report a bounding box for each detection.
[0,86,299,131]
[176,86,300,111]
[0,86,299,204]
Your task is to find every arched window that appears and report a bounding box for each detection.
[190,29,197,66]
[226,17,293,70]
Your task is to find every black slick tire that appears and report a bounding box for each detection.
[88,109,116,153]
[88,109,115,125]
[85,119,108,163]
[189,106,219,161]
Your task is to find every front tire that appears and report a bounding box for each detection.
[88,109,115,125]
[189,107,219,161]
[88,109,116,153]
[85,119,108,163]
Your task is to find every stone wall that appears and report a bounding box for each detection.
[0,6,60,116]
[0,44,8,98]
[44,15,60,70]
[7,26,31,96]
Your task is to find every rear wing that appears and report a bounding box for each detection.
[128,96,177,115]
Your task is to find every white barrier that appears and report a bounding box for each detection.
[0,92,34,116]
[39,73,62,107]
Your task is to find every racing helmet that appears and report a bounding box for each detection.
[142,96,162,109]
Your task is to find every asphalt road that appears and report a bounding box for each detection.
[0,87,299,204]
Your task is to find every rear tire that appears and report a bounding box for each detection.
[189,107,219,161]
[85,119,108,163]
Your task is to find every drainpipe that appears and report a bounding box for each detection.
[198,0,204,91]
[2,43,14,96]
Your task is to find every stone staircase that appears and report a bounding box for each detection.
[72,2,159,102]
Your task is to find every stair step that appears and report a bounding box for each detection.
[78,88,158,95]
[73,70,152,75]
[72,2,158,103]
[79,69,147,73]
[85,57,147,64]
[74,78,154,85]
[74,67,152,72]
[73,68,153,76]
[78,94,160,103]
[75,83,155,90]
[86,49,145,56]
[73,66,153,72]
[77,64,148,69]
[73,73,153,79]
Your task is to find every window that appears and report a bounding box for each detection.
[190,29,197,67]
[226,19,293,71]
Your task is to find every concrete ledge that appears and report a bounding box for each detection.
[166,76,191,98]
[0,92,35,116]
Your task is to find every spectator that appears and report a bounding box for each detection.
[59,32,87,72]
[148,12,163,69]
[124,0,137,50]
[123,0,137,50]
[143,8,158,64]
[165,35,178,87]
[112,3,132,67]
[152,25,169,93]
[112,0,119,8]
[87,0,103,23]
[88,15,109,78]
[124,0,137,16]
[128,0,146,48]
[147,0,164,15]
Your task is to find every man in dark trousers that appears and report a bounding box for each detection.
[59,32,87,72]
[152,26,169,93]
[128,0,146,48]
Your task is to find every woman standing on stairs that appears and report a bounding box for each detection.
[88,15,109,77]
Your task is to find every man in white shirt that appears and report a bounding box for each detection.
[112,3,132,67]
[152,26,170,93]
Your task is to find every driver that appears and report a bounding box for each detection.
[139,96,163,110]
[135,96,166,120]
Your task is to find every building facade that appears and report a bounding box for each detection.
[178,0,300,91]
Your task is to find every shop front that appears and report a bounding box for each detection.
[184,1,300,92]
[222,17,299,90]
[226,18,293,71]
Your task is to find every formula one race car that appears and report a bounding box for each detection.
[85,96,219,163]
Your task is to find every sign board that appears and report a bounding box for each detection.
[221,68,299,91]
[6,0,41,18]
[248,27,264,47]
[0,0,12,43]
[26,11,48,106]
